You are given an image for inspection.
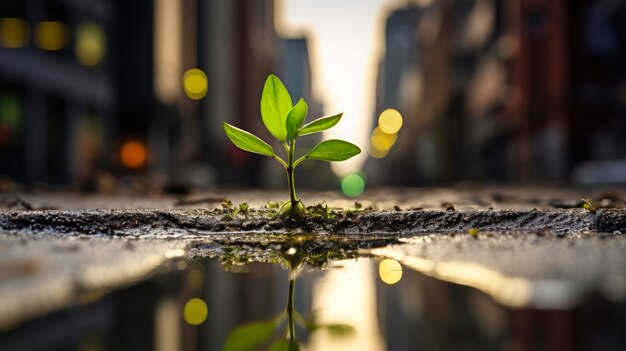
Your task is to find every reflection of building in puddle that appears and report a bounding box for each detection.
[308,260,385,351]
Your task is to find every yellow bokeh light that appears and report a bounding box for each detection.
[76,21,106,66]
[35,21,67,51]
[370,135,391,150]
[369,146,389,159]
[378,109,403,134]
[379,259,403,285]
[0,18,29,48]
[120,141,147,169]
[374,127,397,144]
[183,68,208,100]
[183,298,208,326]
[369,127,397,158]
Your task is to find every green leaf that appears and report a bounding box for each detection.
[261,75,293,141]
[298,113,342,136]
[222,321,275,351]
[286,98,308,141]
[223,122,275,157]
[317,323,355,336]
[305,139,361,162]
[267,340,289,351]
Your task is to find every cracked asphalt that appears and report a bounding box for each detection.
[0,186,624,327]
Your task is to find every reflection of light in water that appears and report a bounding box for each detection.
[183,68,208,100]
[308,260,385,351]
[186,269,204,293]
[378,109,402,134]
[183,298,208,326]
[120,141,147,169]
[379,259,402,285]
[156,298,180,351]
[35,21,67,51]
[341,174,365,197]
[371,247,534,308]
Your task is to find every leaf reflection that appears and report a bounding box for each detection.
[220,250,354,351]
[222,321,276,351]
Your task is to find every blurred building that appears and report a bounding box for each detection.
[279,37,323,118]
[0,1,113,185]
[366,0,626,185]
[0,0,326,191]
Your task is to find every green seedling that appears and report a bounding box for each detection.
[469,228,479,238]
[224,74,361,218]
[221,199,233,210]
[582,198,596,212]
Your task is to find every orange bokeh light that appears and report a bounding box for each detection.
[120,141,147,168]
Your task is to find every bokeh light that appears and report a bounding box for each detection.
[369,145,389,159]
[0,18,29,48]
[183,68,208,100]
[369,127,398,157]
[378,109,403,134]
[0,95,22,131]
[183,298,208,326]
[0,124,10,146]
[369,127,398,158]
[76,21,106,66]
[35,21,67,51]
[370,135,392,151]
[120,141,147,169]
[0,95,22,146]
[341,174,365,197]
[379,259,403,285]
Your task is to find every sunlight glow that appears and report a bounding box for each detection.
[309,260,385,351]
[276,0,392,177]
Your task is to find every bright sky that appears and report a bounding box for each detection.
[276,0,396,176]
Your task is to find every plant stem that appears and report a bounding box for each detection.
[287,140,298,206]
[287,278,297,344]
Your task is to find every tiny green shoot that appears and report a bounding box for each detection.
[469,228,479,238]
[224,74,361,218]
[582,198,596,212]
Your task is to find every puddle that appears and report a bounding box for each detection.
[158,255,505,351]
[1,232,626,350]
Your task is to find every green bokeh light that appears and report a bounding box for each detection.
[341,174,365,197]
[0,95,22,130]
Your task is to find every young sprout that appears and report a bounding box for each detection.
[224,74,361,218]
[582,198,596,212]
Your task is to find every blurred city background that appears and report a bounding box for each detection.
[1,0,625,197]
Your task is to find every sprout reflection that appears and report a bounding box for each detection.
[221,248,354,351]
